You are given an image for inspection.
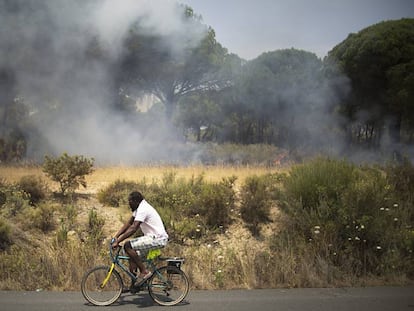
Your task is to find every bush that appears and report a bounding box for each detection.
[149,173,236,233]
[97,172,237,243]
[97,179,142,207]
[87,208,105,245]
[42,153,94,195]
[194,176,236,230]
[25,203,55,232]
[0,217,12,250]
[18,175,48,205]
[276,157,414,278]
[240,174,275,236]
[0,181,31,218]
[283,157,356,210]
[386,157,414,204]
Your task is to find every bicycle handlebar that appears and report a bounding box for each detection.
[109,238,122,261]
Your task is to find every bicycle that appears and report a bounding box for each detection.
[81,239,190,306]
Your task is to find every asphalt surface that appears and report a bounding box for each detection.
[0,287,413,311]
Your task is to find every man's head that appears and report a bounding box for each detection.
[128,191,144,211]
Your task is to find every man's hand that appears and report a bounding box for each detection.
[111,237,120,249]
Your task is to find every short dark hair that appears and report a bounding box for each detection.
[128,191,144,203]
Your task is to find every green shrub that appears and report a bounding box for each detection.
[42,153,94,195]
[283,157,356,210]
[0,217,12,250]
[98,172,237,243]
[195,176,236,230]
[63,204,78,229]
[18,175,48,205]
[25,203,55,232]
[0,181,30,218]
[276,157,414,278]
[240,174,274,236]
[56,218,68,246]
[87,208,105,245]
[97,179,142,207]
[386,157,414,204]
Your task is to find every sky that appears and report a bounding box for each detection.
[181,0,414,60]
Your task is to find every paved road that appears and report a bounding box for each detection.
[0,287,413,311]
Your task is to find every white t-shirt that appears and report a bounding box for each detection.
[132,199,168,239]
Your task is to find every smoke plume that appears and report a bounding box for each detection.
[0,0,205,164]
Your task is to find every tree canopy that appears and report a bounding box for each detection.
[327,18,414,152]
[0,0,413,164]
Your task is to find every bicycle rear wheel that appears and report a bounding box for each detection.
[148,266,190,306]
[81,265,123,306]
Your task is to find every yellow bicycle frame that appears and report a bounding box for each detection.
[100,263,116,288]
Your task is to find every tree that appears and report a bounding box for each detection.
[116,6,230,121]
[223,49,327,149]
[176,92,222,142]
[42,153,94,196]
[327,18,414,151]
[0,68,28,162]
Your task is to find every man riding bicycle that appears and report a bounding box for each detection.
[112,191,168,286]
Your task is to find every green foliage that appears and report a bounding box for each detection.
[97,179,142,207]
[194,176,236,230]
[17,175,48,205]
[0,130,27,163]
[0,180,31,218]
[0,217,12,250]
[275,157,414,278]
[283,158,356,210]
[63,204,78,229]
[385,157,414,203]
[120,17,228,120]
[149,172,236,236]
[240,174,278,236]
[55,218,68,246]
[24,203,55,232]
[176,94,221,142]
[87,208,105,245]
[328,18,414,147]
[42,153,94,195]
[97,172,236,243]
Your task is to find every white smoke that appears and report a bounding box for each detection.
[0,0,206,164]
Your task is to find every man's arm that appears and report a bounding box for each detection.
[114,216,134,239]
[113,218,141,247]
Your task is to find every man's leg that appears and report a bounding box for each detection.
[124,241,147,276]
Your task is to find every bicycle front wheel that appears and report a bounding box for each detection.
[148,266,190,306]
[81,265,123,306]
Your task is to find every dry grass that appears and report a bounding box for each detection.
[85,165,281,193]
[0,164,286,291]
[3,164,408,291]
[0,165,281,194]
